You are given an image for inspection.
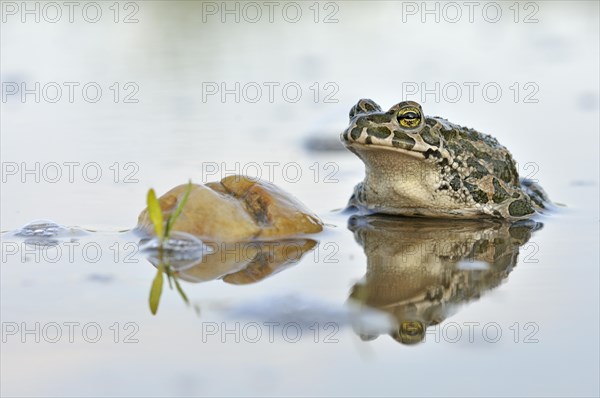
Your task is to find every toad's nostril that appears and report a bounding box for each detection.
[350,98,382,118]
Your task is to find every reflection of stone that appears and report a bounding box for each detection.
[347,215,542,345]
[222,240,317,285]
[137,176,323,241]
[147,239,317,285]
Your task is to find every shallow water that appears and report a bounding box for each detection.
[1,1,599,396]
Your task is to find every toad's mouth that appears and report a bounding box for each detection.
[340,126,447,162]
[341,136,426,160]
[340,126,437,157]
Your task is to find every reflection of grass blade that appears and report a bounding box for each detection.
[193,304,201,317]
[165,180,192,238]
[147,189,164,240]
[174,276,189,304]
[166,270,173,289]
[149,263,164,315]
[165,265,174,289]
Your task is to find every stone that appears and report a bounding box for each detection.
[137,175,323,242]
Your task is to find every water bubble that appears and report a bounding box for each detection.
[15,220,63,238]
[140,232,212,271]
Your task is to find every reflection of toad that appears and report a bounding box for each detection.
[347,215,542,344]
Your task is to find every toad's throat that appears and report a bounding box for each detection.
[348,144,444,208]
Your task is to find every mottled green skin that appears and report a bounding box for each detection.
[341,99,548,220]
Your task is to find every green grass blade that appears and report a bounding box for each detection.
[147,189,164,240]
[165,180,193,238]
[149,263,164,315]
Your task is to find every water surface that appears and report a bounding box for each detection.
[1,2,599,396]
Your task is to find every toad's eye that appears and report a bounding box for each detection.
[397,108,422,129]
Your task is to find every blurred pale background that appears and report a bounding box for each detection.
[1,1,599,397]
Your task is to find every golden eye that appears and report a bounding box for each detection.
[397,107,422,129]
[395,321,425,344]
